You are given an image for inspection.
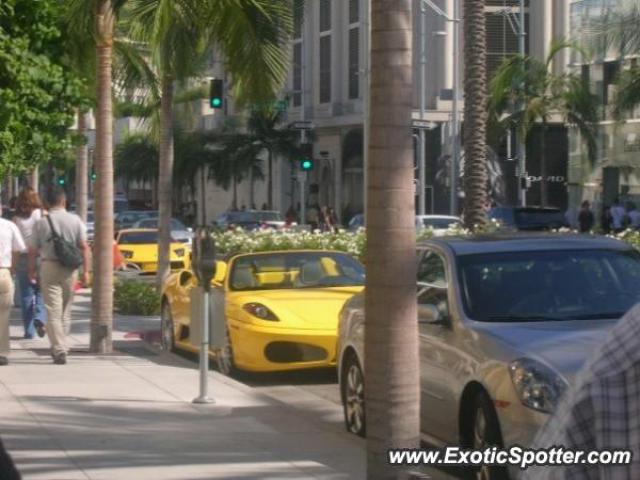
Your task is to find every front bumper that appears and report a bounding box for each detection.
[228,320,337,372]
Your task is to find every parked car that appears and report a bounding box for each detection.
[348,213,461,233]
[116,229,189,274]
[215,210,285,231]
[161,250,365,374]
[132,217,193,246]
[415,215,461,232]
[337,234,640,478]
[489,206,567,231]
[115,210,158,232]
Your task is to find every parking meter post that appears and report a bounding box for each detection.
[192,227,216,405]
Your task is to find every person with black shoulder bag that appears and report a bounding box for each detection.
[28,187,90,365]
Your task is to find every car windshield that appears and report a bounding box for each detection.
[137,218,186,230]
[118,231,159,245]
[513,208,565,229]
[458,249,640,322]
[420,218,460,229]
[230,252,365,291]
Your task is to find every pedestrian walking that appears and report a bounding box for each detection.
[0,206,27,366]
[523,304,640,479]
[12,187,47,339]
[610,198,626,233]
[627,202,640,230]
[328,207,339,232]
[28,187,90,365]
[577,200,594,233]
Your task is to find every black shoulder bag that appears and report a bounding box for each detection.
[46,215,84,270]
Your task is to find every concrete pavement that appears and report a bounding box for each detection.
[0,291,367,480]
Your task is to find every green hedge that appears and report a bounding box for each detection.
[114,280,160,316]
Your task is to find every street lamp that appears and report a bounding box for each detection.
[419,0,460,216]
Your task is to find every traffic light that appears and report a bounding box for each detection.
[91,170,97,181]
[209,79,223,109]
[299,144,314,171]
[57,176,66,186]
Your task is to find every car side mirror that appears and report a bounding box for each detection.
[418,304,445,325]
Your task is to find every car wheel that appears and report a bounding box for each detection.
[160,301,175,352]
[341,353,366,437]
[465,391,509,480]
[216,329,236,376]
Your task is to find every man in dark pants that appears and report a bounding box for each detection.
[0,437,21,479]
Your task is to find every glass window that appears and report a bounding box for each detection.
[348,27,359,99]
[319,35,332,103]
[230,252,365,291]
[293,42,302,107]
[293,0,304,38]
[458,249,640,322]
[349,0,359,24]
[319,0,331,32]
[417,250,449,319]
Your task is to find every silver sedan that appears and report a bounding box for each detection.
[337,234,640,478]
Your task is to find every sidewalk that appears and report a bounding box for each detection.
[0,292,366,480]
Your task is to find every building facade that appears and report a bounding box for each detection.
[567,0,640,216]
[285,0,573,221]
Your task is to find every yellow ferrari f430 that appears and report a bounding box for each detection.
[160,250,365,374]
[116,229,190,274]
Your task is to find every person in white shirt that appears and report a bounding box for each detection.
[610,198,626,232]
[0,206,27,366]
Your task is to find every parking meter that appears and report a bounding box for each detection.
[192,225,216,404]
[192,227,217,292]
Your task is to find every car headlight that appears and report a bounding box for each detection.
[243,303,279,321]
[509,358,568,414]
[120,250,134,259]
[174,248,185,257]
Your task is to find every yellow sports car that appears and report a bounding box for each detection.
[160,250,365,374]
[116,228,189,274]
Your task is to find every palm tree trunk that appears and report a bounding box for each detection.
[365,1,419,478]
[29,166,39,192]
[76,111,89,222]
[462,0,488,229]
[200,166,207,225]
[90,0,114,354]
[249,167,255,209]
[540,123,548,207]
[156,74,175,290]
[267,149,274,209]
[232,175,238,210]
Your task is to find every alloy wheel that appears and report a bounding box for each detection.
[473,406,491,480]
[344,361,365,436]
[216,330,234,376]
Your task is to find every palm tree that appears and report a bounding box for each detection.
[126,0,292,289]
[489,42,598,206]
[221,107,303,208]
[91,0,117,353]
[365,0,419,477]
[462,0,488,229]
[591,1,640,117]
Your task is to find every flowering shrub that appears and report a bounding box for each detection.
[214,228,367,261]
[212,224,640,263]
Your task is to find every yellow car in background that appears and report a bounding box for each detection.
[160,250,365,374]
[116,228,190,274]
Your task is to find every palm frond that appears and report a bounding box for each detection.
[613,66,640,118]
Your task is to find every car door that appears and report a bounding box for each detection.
[173,270,197,342]
[418,249,459,444]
